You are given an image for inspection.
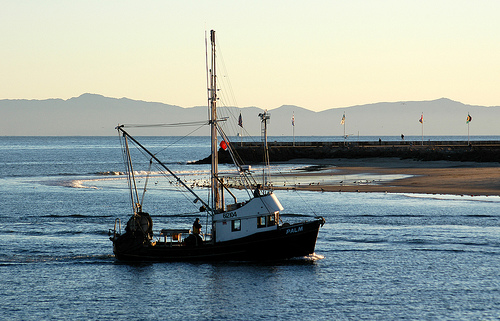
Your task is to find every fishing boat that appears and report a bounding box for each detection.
[109,30,325,261]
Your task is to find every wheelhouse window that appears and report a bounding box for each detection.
[232,219,241,232]
[258,214,277,228]
[267,214,276,226]
[257,216,266,228]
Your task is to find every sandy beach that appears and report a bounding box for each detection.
[274,158,500,196]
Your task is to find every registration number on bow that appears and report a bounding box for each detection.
[223,211,237,219]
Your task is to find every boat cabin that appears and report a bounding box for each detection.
[213,192,284,242]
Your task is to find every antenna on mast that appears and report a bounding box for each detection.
[258,110,271,189]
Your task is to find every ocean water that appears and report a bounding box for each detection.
[1,136,499,320]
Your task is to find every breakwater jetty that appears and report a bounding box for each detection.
[196,140,500,164]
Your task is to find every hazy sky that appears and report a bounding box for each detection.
[2,0,499,111]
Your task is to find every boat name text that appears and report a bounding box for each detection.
[285,226,304,234]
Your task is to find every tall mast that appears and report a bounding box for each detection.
[209,30,221,211]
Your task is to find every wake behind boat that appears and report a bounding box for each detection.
[109,30,325,261]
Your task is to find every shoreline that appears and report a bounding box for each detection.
[271,158,500,196]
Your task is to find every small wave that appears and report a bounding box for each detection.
[0,254,114,265]
[304,253,325,261]
[456,241,493,247]
[151,213,201,218]
[42,214,113,218]
[23,229,101,237]
[352,214,427,218]
[281,213,318,218]
[54,230,84,235]
[406,239,434,245]
[0,230,17,235]
[37,178,101,189]
[57,172,84,176]
[402,193,500,203]
[411,248,467,253]
[67,180,99,189]
[43,214,87,218]
[94,171,124,176]
[331,248,385,252]
[333,237,388,244]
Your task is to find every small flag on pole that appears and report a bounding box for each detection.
[419,114,423,123]
[340,113,345,125]
[238,112,243,127]
[466,113,472,124]
[292,113,295,126]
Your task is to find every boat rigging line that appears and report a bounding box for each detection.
[117,125,213,215]
[120,121,210,128]
[139,159,153,209]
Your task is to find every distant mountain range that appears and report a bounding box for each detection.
[1,93,499,136]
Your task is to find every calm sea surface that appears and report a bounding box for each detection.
[1,136,499,320]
